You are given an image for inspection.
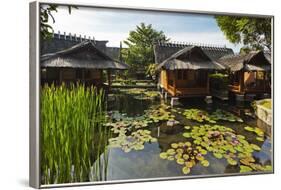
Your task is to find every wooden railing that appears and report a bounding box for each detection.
[177,88,208,96]
[228,84,240,92]
[229,82,271,94]
[165,85,209,97]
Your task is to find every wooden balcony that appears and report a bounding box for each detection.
[166,85,209,97]
[229,82,271,95]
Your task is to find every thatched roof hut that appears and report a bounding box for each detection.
[217,51,271,96]
[218,51,271,72]
[41,41,128,70]
[156,46,225,71]
[155,46,226,97]
[154,41,234,64]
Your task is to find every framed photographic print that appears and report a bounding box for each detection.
[29,1,274,188]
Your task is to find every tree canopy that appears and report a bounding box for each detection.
[215,16,271,51]
[122,23,169,78]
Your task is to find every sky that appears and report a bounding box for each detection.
[47,6,243,53]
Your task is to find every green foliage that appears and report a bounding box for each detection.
[146,63,157,79]
[209,73,228,80]
[215,16,271,51]
[41,83,110,184]
[209,73,229,90]
[40,4,77,40]
[122,23,169,77]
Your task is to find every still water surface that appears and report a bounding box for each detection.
[103,89,272,181]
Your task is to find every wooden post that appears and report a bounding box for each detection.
[82,69,85,83]
[165,70,168,89]
[206,71,210,94]
[173,71,177,96]
[263,71,266,91]
[107,69,111,90]
[240,71,244,93]
[59,69,63,85]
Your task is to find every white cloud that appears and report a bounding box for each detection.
[47,6,242,53]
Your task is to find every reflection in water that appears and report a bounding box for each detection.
[101,90,272,181]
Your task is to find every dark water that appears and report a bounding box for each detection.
[102,89,272,181]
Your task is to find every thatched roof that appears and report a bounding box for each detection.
[218,51,271,72]
[154,41,234,64]
[41,41,128,70]
[41,32,109,55]
[156,46,225,71]
[264,51,271,63]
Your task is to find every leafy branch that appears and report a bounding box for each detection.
[40,4,78,40]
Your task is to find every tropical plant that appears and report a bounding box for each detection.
[122,23,169,77]
[146,63,157,80]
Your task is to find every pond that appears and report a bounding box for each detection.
[98,88,272,181]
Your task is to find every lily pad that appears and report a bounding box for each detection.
[176,158,185,165]
[108,129,157,152]
[264,165,272,171]
[167,156,174,161]
[256,137,265,142]
[182,167,191,174]
[171,143,179,149]
[167,149,176,155]
[250,144,261,151]
[201,160,209,167]
[213,152,223,159]
[184,126,191,130]
[240,165,253,173]
[185,161,193,168]
[227,158,238,165]
[159,142,208,174]
[159,152,168,159]
[182,124,267,171]
[244,126,255,132]
[254,127,264,137]
[183,133,191,138]
[183,154,189,160]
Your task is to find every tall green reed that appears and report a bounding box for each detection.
[41,83,111,184]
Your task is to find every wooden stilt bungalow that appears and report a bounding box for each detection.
[218,51,271,98]
[40,41,128,88]
[155,46,225,97]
